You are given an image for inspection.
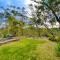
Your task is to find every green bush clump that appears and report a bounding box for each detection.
[39,28,51,37]
[49,36,56,41]
[56,42,60,57]
[49,36,60,42]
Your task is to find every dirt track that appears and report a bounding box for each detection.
[0,37,20,45]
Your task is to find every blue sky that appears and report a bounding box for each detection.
[0,0,27,8]
[0,0,30,25]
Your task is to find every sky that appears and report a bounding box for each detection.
[0,0,32,17]
[0,0,30,8]
[0,0,31,26]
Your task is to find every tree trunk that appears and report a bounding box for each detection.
[59,22,60,29]
[36,24,40,37]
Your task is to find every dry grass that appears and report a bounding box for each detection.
[36,41,59,60]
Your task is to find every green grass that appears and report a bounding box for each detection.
[0,38,59,60]
[56,42,60,57]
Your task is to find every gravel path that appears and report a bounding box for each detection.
[0,37,20,45]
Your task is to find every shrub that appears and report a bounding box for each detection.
[56,42,60,57]
[49,36,56,41]
[45,33,52,37]
[56,37,60,42]
[49,36,60,42]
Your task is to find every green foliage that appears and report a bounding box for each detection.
[49,36,60,42]
[7,16,25,37]
[56,42,60,57]
[49,36,56,42]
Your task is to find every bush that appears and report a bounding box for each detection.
[44,33,52,37]
[49,36,60,42]
[56,37,60,42]
[56,42,60,57]
[49,36,56,41]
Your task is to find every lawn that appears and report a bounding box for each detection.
[0,38,59,60]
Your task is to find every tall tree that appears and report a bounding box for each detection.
[0,6,26,37]
[32,0,60,28]
[29,0,58,37]
[29,1,45,37]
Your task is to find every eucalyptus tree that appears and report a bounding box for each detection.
[7,6,26,36]
[32,0,60,28]
[49,17,56,28]
[29,0,60,37]
[29,0,47,37]
[43,0,60,28]
[0,6,26,37]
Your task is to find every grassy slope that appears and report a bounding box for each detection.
[0,38,59,60]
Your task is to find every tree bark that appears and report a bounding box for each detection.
[59,22,60,29]
[36,24,40,37]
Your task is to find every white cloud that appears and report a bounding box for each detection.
[5,0,12,6]
[24,0,32,17]
[24,0,41,17]
[7,0,12,5]
[24,0,32,6]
